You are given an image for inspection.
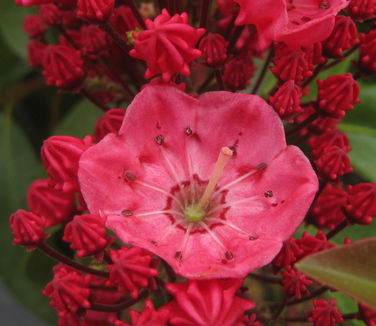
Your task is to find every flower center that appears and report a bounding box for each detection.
[182,147,233,223]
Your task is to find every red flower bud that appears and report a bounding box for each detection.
[43,264,91,314]
[271,46,313,82]
[94,108,125,142]
[360,30,376,72]
[296,231,335,260]
[41,135,93,192]
[39,4,64,26]
[63,214,111,257]
[269,81,302,118]
[27,41,47,67]
[309,130,351,157]
[317,73,360,118]
[347,0,376,22]
[273,238,303,269]
[79,25,108,57]
[323,16,359,57]
[346,183,376,225]
[199,33,228,67]
[130,9,205,81]
[77,0,115,21]
[23,15,47,39]
[28,178,75,227]
[108,247,158,299]
[10,209,48,249]
[110,5,140,33]
[42,45,85,90]
[311,184,348,230]
[315,146,353,180]
[223,55,255,90]
[307,299,344,326]
[281,269,314,299]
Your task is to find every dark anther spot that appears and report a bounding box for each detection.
[185,127,192,136]
[151,240,157,246]
[124,172,136,182]
[301,16,311,22]
[319,1,330,9]
[292,21,300,25]
[156,122,162,130]
[121,210,133,216]
[257,162,267,171]
[249,236,258,241]
[264,190,273,198]
[155,135,164,145]
[229,146,237,155]
[175,251,182,260]
[225,251,234,260]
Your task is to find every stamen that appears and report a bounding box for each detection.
[207,195,260,215]
[159,220,181,243]
[206,217,248,236]
[199,222,227,251]
[134,209,184,218]
[134,180,184,209]
[175,223,193,260]
[185,144,196,202]
[196,147,233,210]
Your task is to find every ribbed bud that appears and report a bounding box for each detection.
[199,33,228,67]
[269,81,302,118]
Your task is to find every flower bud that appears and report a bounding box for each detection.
[76,0,115,21]
[199,33,228,67]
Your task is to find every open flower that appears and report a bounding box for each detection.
[234,0,349,49]
[79,86,318,279]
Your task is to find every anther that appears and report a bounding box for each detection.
[249,236,258,241]
[121,210,133,216]
[155,135,164,145]
[257,162,267,171]
[225,251,234,260]
[264,190,273,198]
[319,1,330,9]
[124,171,137,181]
[185,127,192,136]
[175,251,182,260]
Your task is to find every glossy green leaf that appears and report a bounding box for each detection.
[296,238,376,309]
[0,112,55,324]
[54,99,103,137]
[339,84,376,181]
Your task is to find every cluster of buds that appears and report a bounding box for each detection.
[9,0,376,325]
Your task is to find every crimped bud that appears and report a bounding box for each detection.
[94,108,125,142]
[317,73,360,118]
[311,184,348,230]
[346,183,376,225]
[10,209,48,249]
[308,299,344,326]
[110,5,140,33]
[63,214,111,257]
[79,25,108,57]
[281,269,314,299]
[323,16,359,57]
[28,179,75,227]
[39,4,64,26]
[223,55,255,91]
[360,30,376,72]
[23,15,47,39]
[108,247,159,299]
[41,135,93,192]
[273,238,303,270]
[199,33,228,67]
[27,41,47,67]
[347,0,376,22]
[309,130,351,157]
[269,80,302,118]
[130,9,205,81]
[43,264,91,314]
[315,146,353,180]
[77,0,115,21]
[42,45,85,89]
[271,46,313,82]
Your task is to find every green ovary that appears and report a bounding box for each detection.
[184,204,206,222]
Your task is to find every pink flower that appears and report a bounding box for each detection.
[234,0,350,49]
[130,9,205,81]
[79,86,318,279]
[163,279,253,326]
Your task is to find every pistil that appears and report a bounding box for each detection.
[196,147,233,211]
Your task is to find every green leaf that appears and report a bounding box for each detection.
[54,99,103,137]
[0,0,32,60]
[0,112,55,324]
[296,238,376,309]
[339,84,376,181]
